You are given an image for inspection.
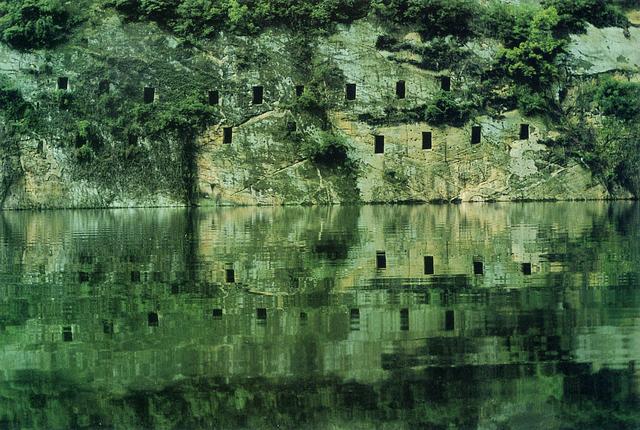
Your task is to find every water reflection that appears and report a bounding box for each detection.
[0,203,639,429]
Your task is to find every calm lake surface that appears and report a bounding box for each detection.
[0,203,639,429]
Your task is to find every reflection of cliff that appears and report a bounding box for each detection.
[0,203,639,428]
[0,366,637,429]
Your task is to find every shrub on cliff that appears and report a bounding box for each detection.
[373,0,476,39]
[113,0,370,37]
[0,75,31,121]
[424,92,474,127]
[302,131,357,170]
[495,7,566,90]
[479,1,536,48]
[542,0,628,33]
[593,77,640,121]
[551,116,640,196]
[0,0,74,49]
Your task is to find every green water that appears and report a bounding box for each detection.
[0,203,639,429]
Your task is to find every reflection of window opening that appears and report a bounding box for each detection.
[148,312,159,327]
[445,310,454,331]
[376,251,386,269]
[473,261,484,275]
[131,271,141,283]
[62,326,73,341]
[225,264,235,283]
[400,308,409,331]
[350,308,360,331]
[424,256,434,274]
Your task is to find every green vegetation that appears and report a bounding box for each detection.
[424,92,475,127]
[291,59,345,122]
[0,75,31,122]
[548,77,640,195]
[542,0,628,33]
[594,77,640,121]
[301,131,358,171]
[112,0,370,37]
[0,0,75,49]
[373,0,476,39]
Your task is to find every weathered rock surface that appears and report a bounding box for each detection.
[0,14,636,208]
[569,24,640,75]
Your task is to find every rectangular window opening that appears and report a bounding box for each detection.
[346,83,357,101]
[396,80,406,99]
[98,80,110,94]
[440,76,451,91]
[212,308,223,319]
[208,90,220,106]
[374,135,385,154]
[422,131,432,150]
[144,87,155,104]
[522,262,532,275]
[424,256,434,275]
[256,308,267,321]
[223,127,233,144]
[471,125,481,145]
[295,85,305,97]
[519,123,530,140]
[376,251,387,269]
[58,77,69,91]
[252,85,264,105]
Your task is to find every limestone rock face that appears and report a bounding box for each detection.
[0,14,634,208]
[569,24,640,75]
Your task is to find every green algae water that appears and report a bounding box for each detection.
[0,203,639,429]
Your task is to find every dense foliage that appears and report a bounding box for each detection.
[542,0,628,33]
[0,0,74,49]
[1,0,639,196]
[424,92,474,127]
[0,75,31,121]
[373,0,476,39]
[112,0,370,36]
[593,77,640,121]
[548,77,640,195]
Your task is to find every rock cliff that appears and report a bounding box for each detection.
[0,2,638,208]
